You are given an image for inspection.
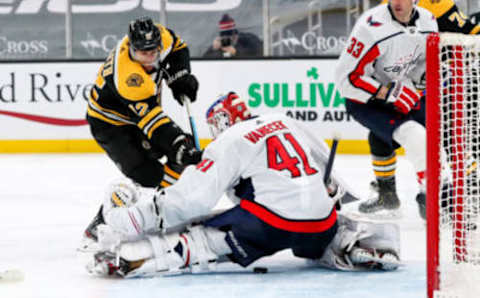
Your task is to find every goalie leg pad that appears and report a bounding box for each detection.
[113,226,229,277]
[316,214,401,271]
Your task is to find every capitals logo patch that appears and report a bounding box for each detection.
[126,73,144,87]
[367,16,382,27]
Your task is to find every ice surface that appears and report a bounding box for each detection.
[0,154,427,298]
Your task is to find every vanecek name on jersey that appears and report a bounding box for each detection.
[159,113,337,231]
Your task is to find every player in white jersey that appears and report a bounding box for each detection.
[86,92,401,277]
[335,0,438,218]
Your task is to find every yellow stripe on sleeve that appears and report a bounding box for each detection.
[471,25,480,35]
[87,107,128,126]
[137,106,163,130]
[147,117,171,138]
[164,164,181,179]
[173,38,187,51]
[89,96,131,120]
[160,180,172,188]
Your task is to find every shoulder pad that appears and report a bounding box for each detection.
[113,37,157,101]
[157,24,174,55]
[417,0,455,18]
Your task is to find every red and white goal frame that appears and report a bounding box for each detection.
[426,33,480,298]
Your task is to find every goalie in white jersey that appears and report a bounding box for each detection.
[335,0,438,218]
[86,92,401,277]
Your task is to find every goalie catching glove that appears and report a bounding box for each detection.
[384,80,420,114]
[167,69,199,106]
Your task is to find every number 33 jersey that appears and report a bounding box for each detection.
[335,3,438,103]
[159,114,337,231]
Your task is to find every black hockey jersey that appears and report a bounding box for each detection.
[87,24,190,145]
[381,0,480,34]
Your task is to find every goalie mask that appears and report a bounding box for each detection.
[206,92,251,139]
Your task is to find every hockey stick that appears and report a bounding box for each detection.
[323,137,339,185]
[182,95,201,150]
[323,136,360,205]
[0,269,24,283]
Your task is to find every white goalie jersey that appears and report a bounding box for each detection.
[335,4,438,103]
[158,114,337,230]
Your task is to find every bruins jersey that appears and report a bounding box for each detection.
[87,24,189,145]
[381,0,480,34]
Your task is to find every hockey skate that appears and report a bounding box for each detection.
[86,251,147,277]
[79,206,106,252]
[358,179,401,217]
[347,247,401,271]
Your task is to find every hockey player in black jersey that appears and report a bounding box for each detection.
[81,17,202,249]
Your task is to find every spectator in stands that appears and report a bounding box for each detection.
[203,14,263,58]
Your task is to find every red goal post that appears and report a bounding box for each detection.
[426,32,480,298]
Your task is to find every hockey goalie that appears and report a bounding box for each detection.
[85,92,401,277]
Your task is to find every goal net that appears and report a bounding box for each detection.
[426,33,480,298]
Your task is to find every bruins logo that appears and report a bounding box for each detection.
[126,73,144,87]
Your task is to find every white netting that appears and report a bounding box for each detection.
[434,33,480,298]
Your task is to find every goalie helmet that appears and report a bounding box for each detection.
[206,92,251,139]
[128,17,161,51]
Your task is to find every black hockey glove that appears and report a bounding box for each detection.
[167,71,199,106]
[171,135,203,166]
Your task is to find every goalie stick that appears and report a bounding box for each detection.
[323,137,339,185]
[323,136,360,205]
[182,95,201,151]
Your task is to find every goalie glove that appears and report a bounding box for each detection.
[167,69,199,105]
[385,80,420,114]
[326,178,346,210]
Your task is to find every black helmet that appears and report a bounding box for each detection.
[128,17,161,51]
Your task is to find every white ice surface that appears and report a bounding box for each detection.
[0,153,427,298]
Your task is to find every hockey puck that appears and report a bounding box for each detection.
[253,267,268,274]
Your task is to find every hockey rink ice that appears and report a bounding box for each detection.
[1,153,427,298]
